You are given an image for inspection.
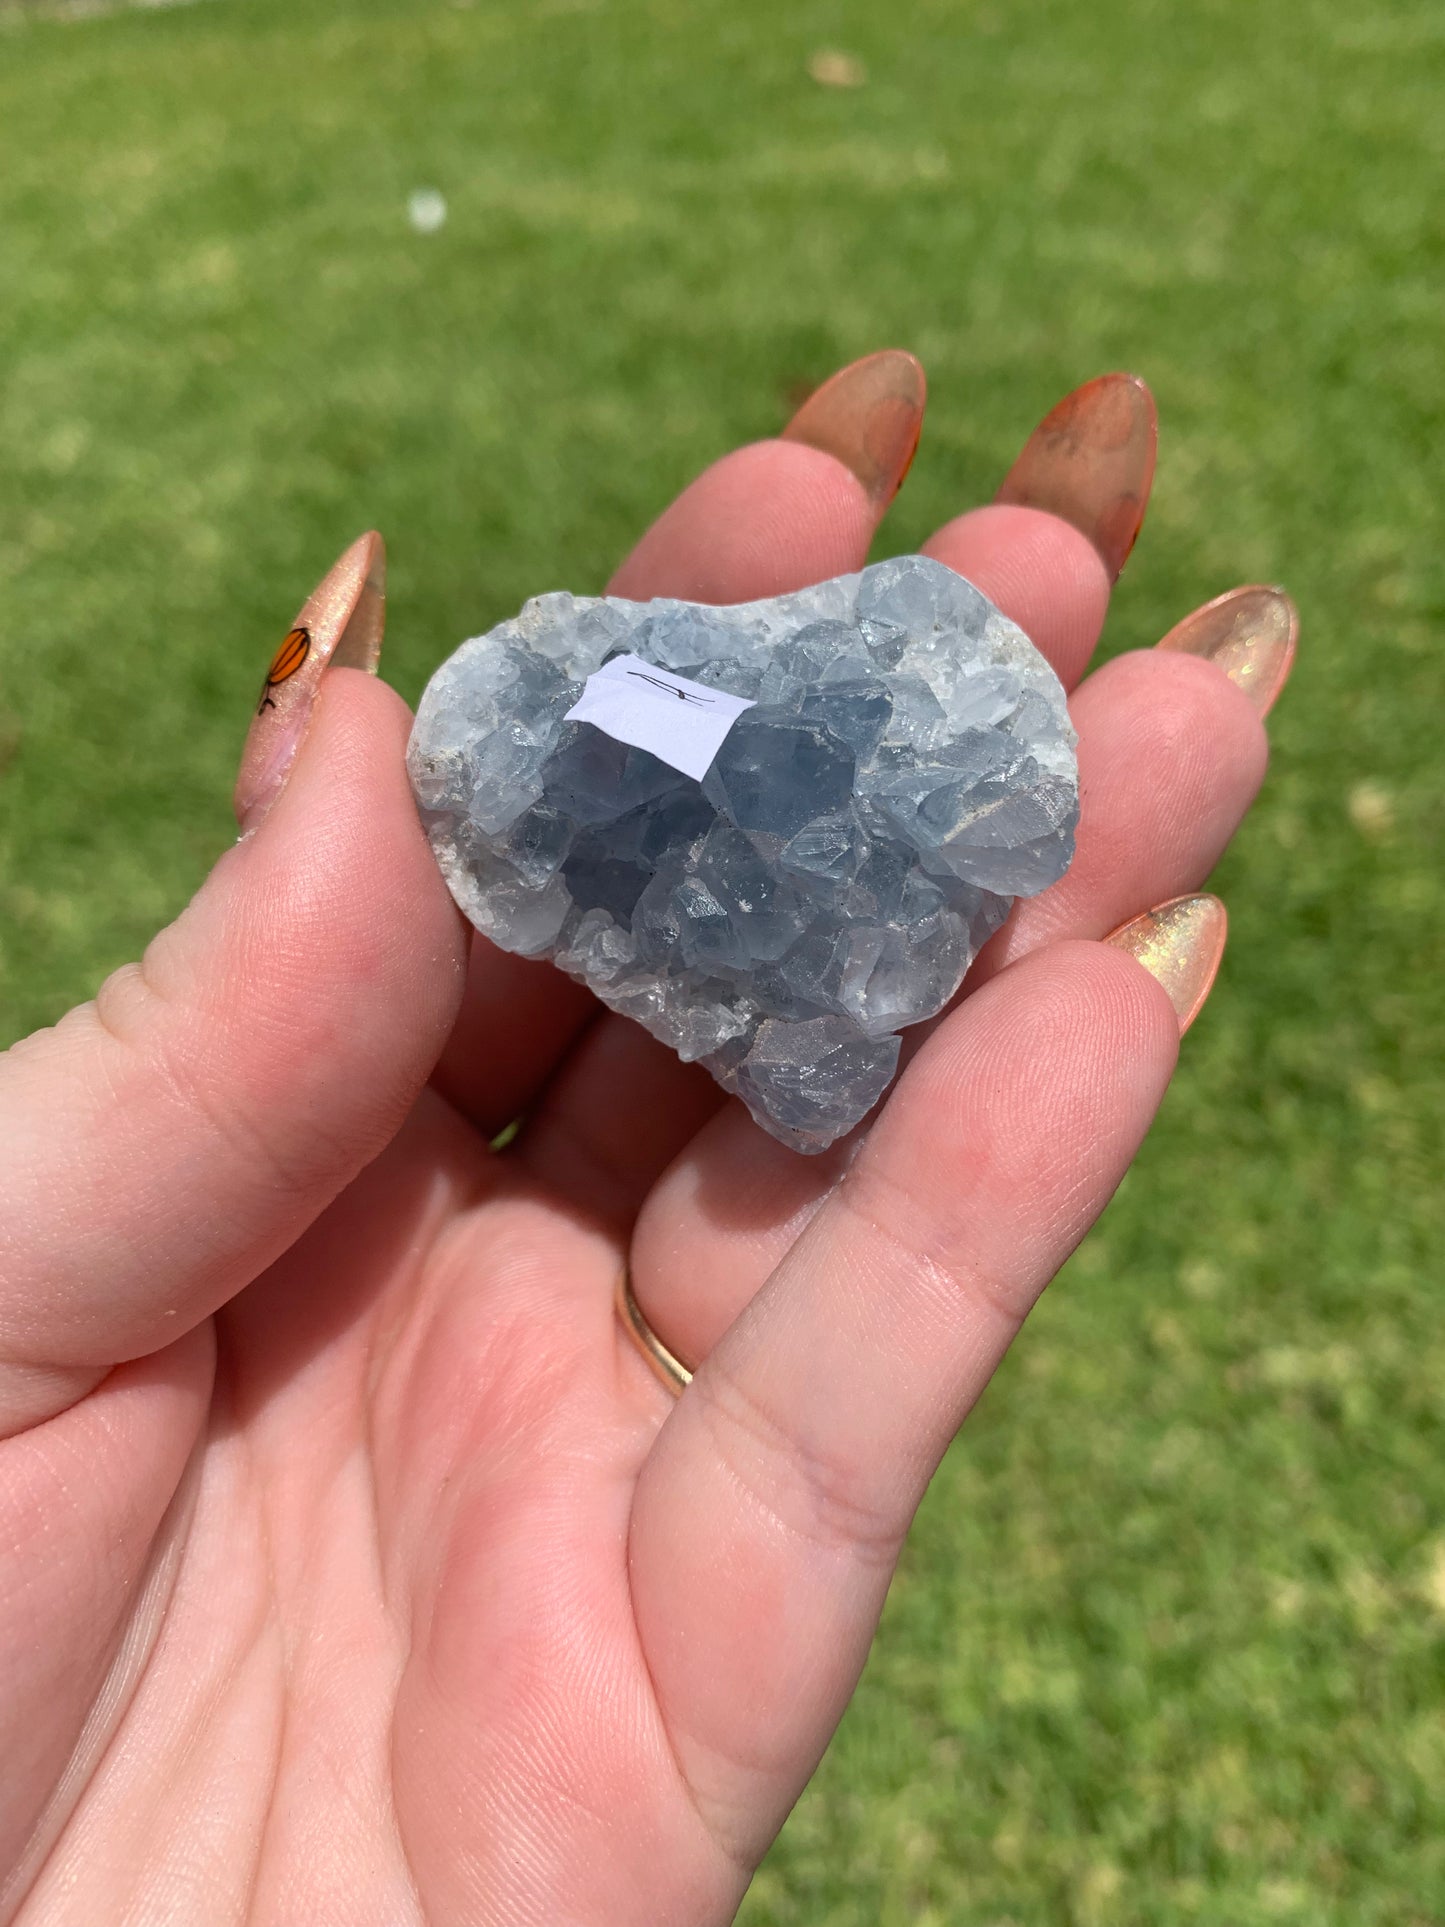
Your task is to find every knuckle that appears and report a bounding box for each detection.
[837,1160,1035,1332]
[89,954,349,1205]
[695,1358,903,1569]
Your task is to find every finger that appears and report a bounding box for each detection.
[971,585,1294,989]
[509,1024,724,1228]
[922,501,1110,693]
[1155,580,1298,721]
[994,369,1158,584]
[611,347,927,599]
[234,529,387,827]
[429,936,596,1141]
[627,933,1202,1863]
[922,371,1158,690]
[0,1329,212,1895]
[431,352,926,1143]
[515,371,1152,1218]
[0,574,467,1434]
[628,613,1270,1367]
[981,651,1265,971]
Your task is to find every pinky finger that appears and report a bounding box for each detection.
[627,903,1224,1865]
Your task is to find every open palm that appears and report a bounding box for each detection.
[0,359,1284,1925]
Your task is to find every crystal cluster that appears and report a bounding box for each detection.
[408,556,1078,1152]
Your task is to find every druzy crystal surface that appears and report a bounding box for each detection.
[408,556,1078,1152]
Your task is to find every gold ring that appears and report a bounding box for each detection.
[616,1271,693,1396]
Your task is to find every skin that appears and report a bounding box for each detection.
[0,384,1273,1926]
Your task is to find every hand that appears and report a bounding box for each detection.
[0,357,1292,1925]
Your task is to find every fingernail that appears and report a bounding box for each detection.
[781,349,927,509]
[234,531,386,828]
[995,372,1157,582]
[1104,893,1227,1035]
[1156,584,1298,719]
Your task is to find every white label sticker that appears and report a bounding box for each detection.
[563,652,756,782]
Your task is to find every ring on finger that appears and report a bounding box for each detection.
[616,1271,693,1397]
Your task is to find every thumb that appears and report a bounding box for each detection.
[0,537,467,1435]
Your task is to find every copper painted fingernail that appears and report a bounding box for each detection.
[234,531,385,827]
[995,372,1158,582]
[781,349,927,509]
[1104,894,1227,1036]
[1156,584,1298,719]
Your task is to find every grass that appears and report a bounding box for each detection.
[1,0,1442,1917]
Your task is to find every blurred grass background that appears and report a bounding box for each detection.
[1,0,1442,1918]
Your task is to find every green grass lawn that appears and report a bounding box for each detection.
[2,0,1442,1917]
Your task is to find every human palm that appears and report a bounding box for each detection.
[0,359,1287,1924]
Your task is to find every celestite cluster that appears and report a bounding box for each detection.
[408,556,1078,1152]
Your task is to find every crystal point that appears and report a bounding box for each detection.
[408,556,1078,1151]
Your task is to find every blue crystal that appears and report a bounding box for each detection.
[703,713,856,839]
[409,555,1078,1152]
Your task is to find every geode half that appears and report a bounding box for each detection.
[408,555,1078,1152]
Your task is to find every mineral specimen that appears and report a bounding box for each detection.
[408,555,1078,1152]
